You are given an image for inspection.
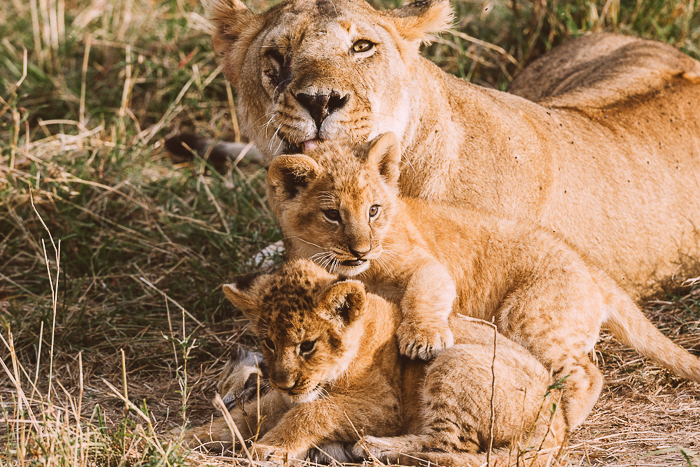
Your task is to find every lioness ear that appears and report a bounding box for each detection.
[319,280,366,326]
[367,133,401,187]
[267,155,321,202]
[386,0,453,44]
[205,0,262,84]
[205,0,257,53]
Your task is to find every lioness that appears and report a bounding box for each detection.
[184,259,566,466]
[217,345,270,412]
[266,133,700,431]
[207,0,700,297]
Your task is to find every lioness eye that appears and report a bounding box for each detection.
[351,40,374,53]
[322,209,342,223]
[264,49,285,83]
[262,338,276,353]
[300,340,316,354]
[267,49,284,65]
[369,205,380,218]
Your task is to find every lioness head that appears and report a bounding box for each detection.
[223,260,367,404]
[206,0,452,160]
[267,132,401,277]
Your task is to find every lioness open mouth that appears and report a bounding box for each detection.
[341,259,367,267]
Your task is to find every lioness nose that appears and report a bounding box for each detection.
[295,91,348,129]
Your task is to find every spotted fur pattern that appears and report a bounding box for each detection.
[268,133,700,434]
[183,260,566,466]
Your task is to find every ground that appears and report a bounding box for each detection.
[1,0,699,465]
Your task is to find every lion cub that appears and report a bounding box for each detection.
[184,260,565,465]
[267,133,700,432]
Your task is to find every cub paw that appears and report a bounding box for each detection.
[397,321,454,360]
[179,425,229,450]
[250,444,289,461]
[353,436,396,460]
[252,443,294,461]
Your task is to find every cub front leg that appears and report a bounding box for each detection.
[182,391,289,449]
[251,399,341,460]
[398,260,456,360]
[250,390,397,461]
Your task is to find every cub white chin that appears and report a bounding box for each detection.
[287,389,322,405]
[334,260,371,277]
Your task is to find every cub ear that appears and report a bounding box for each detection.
[267,155,321,202]
[222,274,263,323]
[319,280,366,326]
[386,0,453,45]
[366,133,402,188]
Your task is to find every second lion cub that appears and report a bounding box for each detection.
[267,133,700,432]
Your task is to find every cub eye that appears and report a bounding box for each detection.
[300,340,316,354]
[351,40,374,54]
[322,209,342,223]
[369,205,380,218]
[262,337,276,353]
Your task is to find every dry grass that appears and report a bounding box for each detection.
[1,0,699,465]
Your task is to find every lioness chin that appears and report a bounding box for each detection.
[206,0,700,297]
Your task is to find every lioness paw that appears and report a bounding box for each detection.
[397,321,454,360]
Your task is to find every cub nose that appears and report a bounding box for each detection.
[272,373,296,391]
[349,246,370,258]
[295,91,349,129]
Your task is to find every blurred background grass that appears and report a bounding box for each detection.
[1,0,699,465]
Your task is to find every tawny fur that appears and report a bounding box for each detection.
[267,134,700,432]
[205,0,700,299]
[183,260,566,466]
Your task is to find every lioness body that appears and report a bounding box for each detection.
[184,260,565,465]
[268,134,700,432]
[207,0,700,297]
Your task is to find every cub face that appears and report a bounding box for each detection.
[206,0,452,160]
[267,133,402,277]
[223,260,367,404]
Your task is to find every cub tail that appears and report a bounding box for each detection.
[381,448,559,467]
[602,278,700,383]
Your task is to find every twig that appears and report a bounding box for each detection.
[31,193,60,402]
[226,81,241,142]
[118,45,132,119]
[212,393,255,465]
[121,348,129,413]
[456,314,497,466]
[448,29,520,66]
[79,34,92,125]
[488,319,497,466]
